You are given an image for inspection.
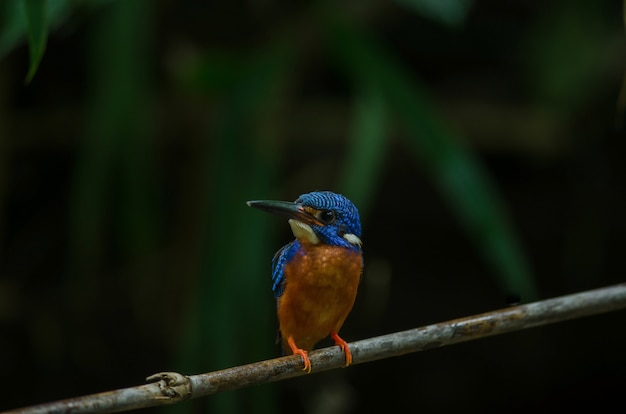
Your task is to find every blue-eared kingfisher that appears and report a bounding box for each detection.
[247,191,363,373]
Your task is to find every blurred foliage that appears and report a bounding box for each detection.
[0,0,72,78]
[68,0,156,301]
[172,41,291,413]
[1,0,625,413]
[524,1,619,108]
[325,14,535,300]
[339,84,388,220]
[394,0,473,27]
[22,0,48,82]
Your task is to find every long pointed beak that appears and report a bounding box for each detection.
[246,199,324,226]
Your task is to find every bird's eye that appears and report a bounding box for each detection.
[319,210,336,224]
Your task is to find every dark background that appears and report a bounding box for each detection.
[1,0,625,413]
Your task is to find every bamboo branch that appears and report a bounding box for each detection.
[5,283,626,414]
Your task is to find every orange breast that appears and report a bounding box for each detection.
[277,242,363,352]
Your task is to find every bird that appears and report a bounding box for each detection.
[247,191,363,373]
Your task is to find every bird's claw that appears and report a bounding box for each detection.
[288,336,312,373]
[294,348,312,373]
[331,332,352,367]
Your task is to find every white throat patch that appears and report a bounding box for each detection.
[288,220,362,247]
[343,233,362,247]
[288,219,319,245]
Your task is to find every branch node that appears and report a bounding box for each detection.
[146,372,192,402]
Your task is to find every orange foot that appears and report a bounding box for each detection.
[331,332,352,367]
[287,336,311,373]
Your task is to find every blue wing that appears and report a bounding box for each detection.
[271,240,299,298]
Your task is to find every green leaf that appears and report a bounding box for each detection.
[0,0,71,63]
[0,0,26,59]
[22,0,48,82]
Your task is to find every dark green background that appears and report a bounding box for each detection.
[1,0,625,413]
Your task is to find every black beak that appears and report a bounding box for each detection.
[246,199,324,226]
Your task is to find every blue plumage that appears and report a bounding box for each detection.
[271,241,297,298]
[293,192,362,248]
[263,191,362,299]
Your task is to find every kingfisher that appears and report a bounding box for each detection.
[247,191,363,373]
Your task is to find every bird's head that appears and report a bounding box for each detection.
[247,191,362,249]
